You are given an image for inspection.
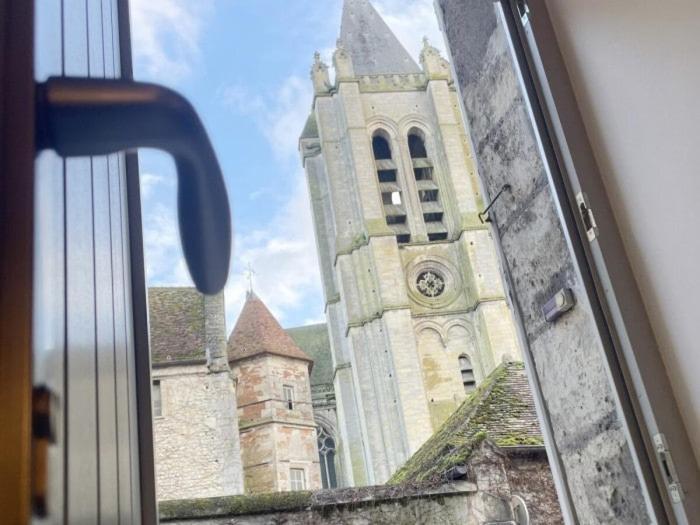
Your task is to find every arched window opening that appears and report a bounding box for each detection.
[373,130,410,244]
[408,128,448,241]
[459,355,476,393]
[317,426,337,488]
[372,135,392,160]
[408,133,428,158]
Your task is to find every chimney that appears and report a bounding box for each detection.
[204,292,229,373]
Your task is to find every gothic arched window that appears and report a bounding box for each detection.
[408,133,428,159]
[372,130,410,243]
[408,128,447,241]
[317,426,337,488]
[372,135,392,160]
[459,354,476,393]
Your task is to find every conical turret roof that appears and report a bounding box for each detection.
[340,0,421,76]
[227,293,313,367]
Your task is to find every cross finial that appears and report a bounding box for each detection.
[244,262,256,294]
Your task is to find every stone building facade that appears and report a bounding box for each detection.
[159,363,563,524]
[228,293,322,494]
[149,288,244,501]
[298,0,521,485]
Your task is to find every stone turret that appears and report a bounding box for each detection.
[311,52,330,95]
[419,37,452,81]
[229,293,322,494]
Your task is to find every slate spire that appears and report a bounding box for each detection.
[340,0,422,76]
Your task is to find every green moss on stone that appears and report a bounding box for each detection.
[388,361,542,485]
[159,491,313,521]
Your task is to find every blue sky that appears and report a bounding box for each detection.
[129,0,446,330]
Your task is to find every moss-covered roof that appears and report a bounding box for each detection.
[148,287,206,364]
[286,323,332,387]
[389,362,543,485]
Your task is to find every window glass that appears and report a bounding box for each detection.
[289,468,306,491]
[283,385,294,410]
[153,380,162,417]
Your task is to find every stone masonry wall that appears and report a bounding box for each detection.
[436,0,652,521]
[153,363,243,500]
[159,485,499,525]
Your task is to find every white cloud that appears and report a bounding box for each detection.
[221,75,312,162]
[130,0,213,83]
[224,171,322,330]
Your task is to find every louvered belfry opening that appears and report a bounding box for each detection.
[409,129,448,241]
[373,131,410,243]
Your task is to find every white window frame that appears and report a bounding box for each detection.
[289,467,306,491]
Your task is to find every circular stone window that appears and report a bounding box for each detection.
[416,270,446,298]
[405,255,461,308]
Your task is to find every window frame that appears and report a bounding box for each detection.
[282,384,295,410]
[289,467,306,491]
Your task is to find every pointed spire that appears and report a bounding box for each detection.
[339,0,421,76]
[227,293,313,368]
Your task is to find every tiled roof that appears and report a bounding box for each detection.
[227,293,313,367]
[286,323,332,387]
[148,287,206,364]
[389,362,543,484]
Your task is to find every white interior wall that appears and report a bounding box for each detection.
[543,0,700,461]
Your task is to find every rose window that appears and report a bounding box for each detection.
[416,270,446,297]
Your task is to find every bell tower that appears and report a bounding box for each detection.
[299,0,520,485]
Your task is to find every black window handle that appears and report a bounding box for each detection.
[35,76,231,295]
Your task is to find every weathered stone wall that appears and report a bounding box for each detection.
[152,363,243,500]
[505,450,565,525]
[436,0,652,521]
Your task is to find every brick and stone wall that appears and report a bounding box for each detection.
[232,354,321,493]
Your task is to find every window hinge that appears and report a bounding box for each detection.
[516,0,531,25]
[576,192,599,242]
[653,433,685,504]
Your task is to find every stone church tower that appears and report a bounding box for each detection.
[228,293,322,494]
[299,0,520,485]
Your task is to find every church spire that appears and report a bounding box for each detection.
[339,0,421,76]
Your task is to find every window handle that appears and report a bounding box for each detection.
[35,77,231,295]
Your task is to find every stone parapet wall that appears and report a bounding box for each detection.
[159,485,491,525]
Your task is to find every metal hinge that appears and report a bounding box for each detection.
[576,192,599,242]
[516,0,530,25]
[653,433,685,504]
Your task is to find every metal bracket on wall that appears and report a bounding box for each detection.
[516,0,530,25]
[575,192,599,242]
[653,433,685,504]
[478,184,511,223]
